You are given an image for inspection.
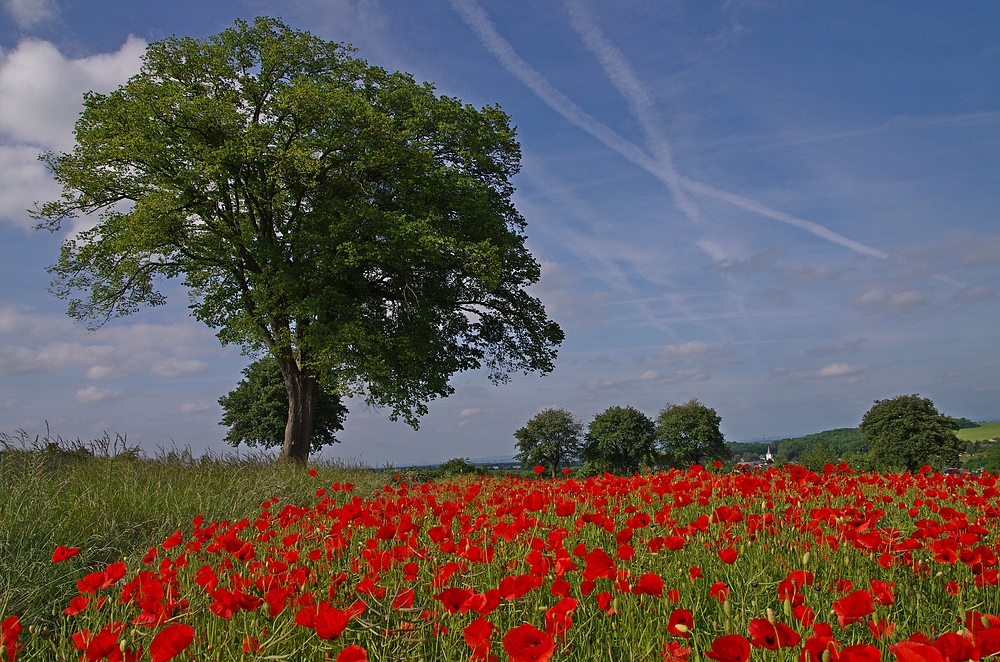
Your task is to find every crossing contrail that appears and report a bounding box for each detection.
[450,0,890,261]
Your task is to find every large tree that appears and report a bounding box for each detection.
[33,18,563,463]
[654,398,729,468]
[219,356,347,453]
[514,408,584,478]
[861,395,964,472]
[582,406,656,476]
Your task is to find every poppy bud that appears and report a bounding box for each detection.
[802,551,810,566]
[783,598,793,619]
[767,608,777,625]
[673,624,689,633]
[724,599,732,618]
[822,650,831,662]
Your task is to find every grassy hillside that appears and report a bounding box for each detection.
[727,427,863,463]
[958,421,1000,442]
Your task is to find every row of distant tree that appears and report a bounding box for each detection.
[512,400,729,478]
[509,394,970,477]
[218,367,973,477]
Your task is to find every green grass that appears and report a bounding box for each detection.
[957,420,1000,442]
[0,431,381,631]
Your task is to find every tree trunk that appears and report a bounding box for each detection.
[276,357,319,465]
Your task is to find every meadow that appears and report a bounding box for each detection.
[2,434,999,661]
[958,422,1000,443]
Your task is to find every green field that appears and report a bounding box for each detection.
[958,420,1000,441]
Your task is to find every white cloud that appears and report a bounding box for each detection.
[850,288,932,314]
[653,341,736,367]
[0,305,222,378]
[73,385,122,403]
[781,263,841,286]
[807,338,868,355]
[815,363,866,378]
[3,0,57,29]
[457,408,482,418]
[180,402,212,414]
[951,285,994,302]
[0,37,146,151]
[0,36,145,228]
[150,358,209,377]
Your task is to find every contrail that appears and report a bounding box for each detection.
[564,0,706,229]
[450,0,890,261]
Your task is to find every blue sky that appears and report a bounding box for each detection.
[1,0,997,465]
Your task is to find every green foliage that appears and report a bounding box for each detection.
[513,408,584,477]
[219,356,348,452]
[861,394,965,472]
[951,417,980,429]
[435,457,482,477]
[33,17,562,462]
[797,442,833,472]
[654,398,728,468]
[582,406,656,475]
[978,444,1000,473]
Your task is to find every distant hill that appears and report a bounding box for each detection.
[726,427,864,463]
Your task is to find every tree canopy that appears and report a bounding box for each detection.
[513,408,584,478]
[582,406,656,476]
[33,17,563,463]
[861,394,964,472]
[654,398,728,468]
[219,356,347,452]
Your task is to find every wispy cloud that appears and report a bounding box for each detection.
[850,288,932,315]
[450,0,891,260]
[3,0,58,30]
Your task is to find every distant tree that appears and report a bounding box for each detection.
[979,444,1000,474]
[654,399,729,468]
[219,356,347,453]
[861,395,964,472]
[514,408,584,478]
[950,417,979,429]
[436,457,482,478]
[798,442,832,473]
[582,406,656,476]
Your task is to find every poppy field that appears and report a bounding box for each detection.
[3,462,1000,661]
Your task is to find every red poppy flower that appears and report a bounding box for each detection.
[662,640,691,661]
[545,598,578,638]
[838,644,882,662]
[975,629,1000,660]
[1,615,22,662]
[52,545,81,563]
[336,645,368,662]
[717,548,739,564]
[689,566,702,581]
[64,595,89,616]
[533,465,545,474]
[869,580,895,606]
[832,590,875,627]
[582,548,616,580]
[632,573,664,598]
[709,582,729,603]
[315,603,350,640]
[889,641,945,662]
[562,467,572,475]
[747,618,801,649]
[704,634,751,662]
[502,623,555,662]
[464,616,495,656]
[667,609,693,638]
[161,530,182,551]
[932,632,974,662]
[149,623,194,662]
